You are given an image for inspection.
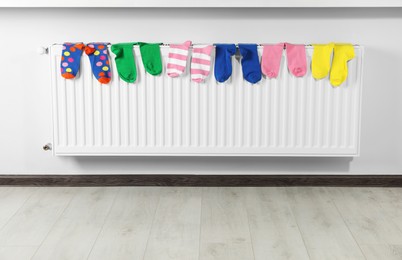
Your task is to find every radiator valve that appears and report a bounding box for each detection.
[43,143,52,151]
[37,47,48,55]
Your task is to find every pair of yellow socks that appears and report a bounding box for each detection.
[312,43,355,87]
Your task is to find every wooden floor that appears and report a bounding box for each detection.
[0,187,401,260]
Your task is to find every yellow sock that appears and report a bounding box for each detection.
[330,44,355,87]
[312,43,334,79]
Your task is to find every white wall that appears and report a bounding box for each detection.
[3,0,402,7]
[0,8,401,174]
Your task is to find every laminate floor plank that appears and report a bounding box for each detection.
[0,187,37,230]
[243,187,310,260]
[0,246,38,260]
[365,188,402,233]
[0,187,76,246]
[359,243,402,260]
[286,187,366,260]
[199,187,254,260]
[143,187,202,260]
[31,187,119,260]
[328,187,402,245]
[88,187,161,260]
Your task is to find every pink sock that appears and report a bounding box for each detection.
[261,43,284,79]
[167,40,192,78]
[285,43,307,77]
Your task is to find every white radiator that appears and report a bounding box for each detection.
[49,44,364,156]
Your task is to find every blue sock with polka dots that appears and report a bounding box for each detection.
[60,42,85,79]
[85,42,112,84]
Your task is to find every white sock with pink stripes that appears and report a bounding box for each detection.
[167,41,192,78]
[191,45,213,83]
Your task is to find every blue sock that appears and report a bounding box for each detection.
[85,42,112,84]
[60,42,85,79]
[214,44,237,83]
[238,44,262,84]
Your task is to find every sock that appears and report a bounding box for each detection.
[167,41,192,78]
[312,43,335,79]
[238,44,262,84]
[261,43,284,79]
[330,44,355,87]
[60,42,85,79]
[111,43,137,83]
[191,45,213,83]
[214,44,236,83]
[138,42,163,76]
[285,43,307,77]
[85,43,111,84]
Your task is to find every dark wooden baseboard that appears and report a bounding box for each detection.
[0,175,401,187]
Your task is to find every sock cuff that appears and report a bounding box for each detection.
[193,45,213,55]
[334,44,355,58]
[138,42,162,47]
[285,42,305,50]
[169,41,192,51]
[112,43,136,49]
[312,42,335,47]
[238,44,258,55]
[111,43,135,56]
[69,43,85,50]
[215,44,237,55]
[85,46,95,55]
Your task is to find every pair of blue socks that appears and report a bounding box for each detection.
[214,44,261,84]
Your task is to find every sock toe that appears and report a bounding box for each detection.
[192,78,203,83]
[216,73,228,83]
[313,70,326,79]
[168,72,179,78]
[248,73,261,84]
[122,76,135,83]
[267,71,277,78]
[99,77,111,84]
[293,67,306,77]
[62,73,75,79]
[330,77,343,87]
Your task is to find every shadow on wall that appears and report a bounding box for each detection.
[3,7,402,20]
[71,156,353,174]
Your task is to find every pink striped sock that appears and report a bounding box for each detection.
[261,43,284,79]
[167,40,192,78]
[191,45,213,83]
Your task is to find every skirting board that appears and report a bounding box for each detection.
[0,175,401,187]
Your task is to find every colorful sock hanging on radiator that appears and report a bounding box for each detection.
[312,43,335,80]
[85,43,111,84]
[285,43,307,77]
[330,44,355,87]
[111,43,137,83]
[238,44,262,84]
[138,42,163,76]
[167,41,192,78]
[191,45,213,83]
[214,44,236,83]
[60,42,85,79]
[261,43,284,79]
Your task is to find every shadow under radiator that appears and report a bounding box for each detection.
[71,156,353,174]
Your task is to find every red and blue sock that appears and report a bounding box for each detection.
[85,43,111,84]
[60,42,85,79]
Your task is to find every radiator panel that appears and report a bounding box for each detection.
[49,45,363,156]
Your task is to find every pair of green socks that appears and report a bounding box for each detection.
[111,42,162,83]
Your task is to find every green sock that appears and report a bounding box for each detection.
[111,43,137,83]
[138,42,163,76]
